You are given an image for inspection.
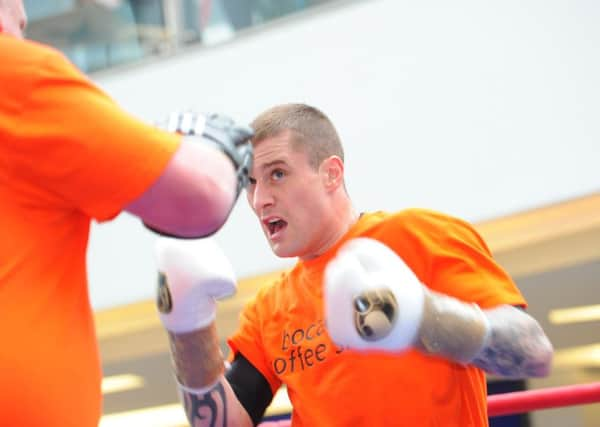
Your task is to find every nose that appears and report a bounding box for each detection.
[248,181,274,213]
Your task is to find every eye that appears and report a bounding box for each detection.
[271,169,285,181]
[248,177,257,185]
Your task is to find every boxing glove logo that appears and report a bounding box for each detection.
[354,289,398,341]
[157,272,173,314]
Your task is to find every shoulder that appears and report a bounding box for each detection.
[380,208,482,240]
[360,208,490,259]
[388,207,468,226]
[0,36,53,58]
[0,36,71,75]
[0,36,92,111]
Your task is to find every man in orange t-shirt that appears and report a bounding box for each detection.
[229,209,527,426]
[155,104,553,427]
[0,2,254,425]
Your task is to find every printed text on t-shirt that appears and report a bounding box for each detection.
[273,319,345,375]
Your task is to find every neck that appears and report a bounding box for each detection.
[300,201,359,261]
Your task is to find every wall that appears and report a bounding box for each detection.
[87,0,600,310]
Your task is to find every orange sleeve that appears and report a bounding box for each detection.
[2,46,181,221]
[391,210,526,309]
[227,288,282,396]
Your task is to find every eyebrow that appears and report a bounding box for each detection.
[260,159,288,171]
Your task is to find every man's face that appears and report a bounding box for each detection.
[247,131,329,259]
[0,0,27,38]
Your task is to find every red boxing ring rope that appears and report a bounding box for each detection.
[259,382,600,426]
[487,381,600,416]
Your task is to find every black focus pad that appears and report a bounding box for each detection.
[226,352,274,426]
[201,113,254,195]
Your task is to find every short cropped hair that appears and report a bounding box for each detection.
[251,104,344,170]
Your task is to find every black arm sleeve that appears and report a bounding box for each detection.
[225,352,274,426]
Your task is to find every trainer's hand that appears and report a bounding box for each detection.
[155,236,237,333]
[324,238,426,351]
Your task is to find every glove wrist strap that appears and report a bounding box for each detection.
[416,289,490,364]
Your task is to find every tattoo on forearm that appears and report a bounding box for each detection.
[472,306,552,378]
[182,382,228,427]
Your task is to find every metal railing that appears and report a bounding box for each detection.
[23,0,334,73]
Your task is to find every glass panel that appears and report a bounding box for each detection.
[22,0,337,73]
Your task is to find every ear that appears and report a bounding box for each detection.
[320,156,344,192]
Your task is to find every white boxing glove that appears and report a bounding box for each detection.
[324,237,426,351]
[155,236,237,333]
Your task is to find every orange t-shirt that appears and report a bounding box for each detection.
[0,35,180,427]
[228,210,526,427]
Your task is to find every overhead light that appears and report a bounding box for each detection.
[553,343,600,368]
[548,304,600,325]
[102,374,145,395]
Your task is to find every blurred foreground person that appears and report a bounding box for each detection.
[0,1,253,425]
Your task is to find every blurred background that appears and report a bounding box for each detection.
[22,0,600,426]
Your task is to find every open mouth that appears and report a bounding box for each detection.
[264,218,288,237]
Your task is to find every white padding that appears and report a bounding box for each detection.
[155,237,237,333]
[325,238,425,351]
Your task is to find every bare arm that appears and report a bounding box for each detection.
[168,325,253,427]
[156,237,260,426]
[472,305,553,378]
[415,290,553,378]
[179,377,253,427]
[126,136,237,238]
